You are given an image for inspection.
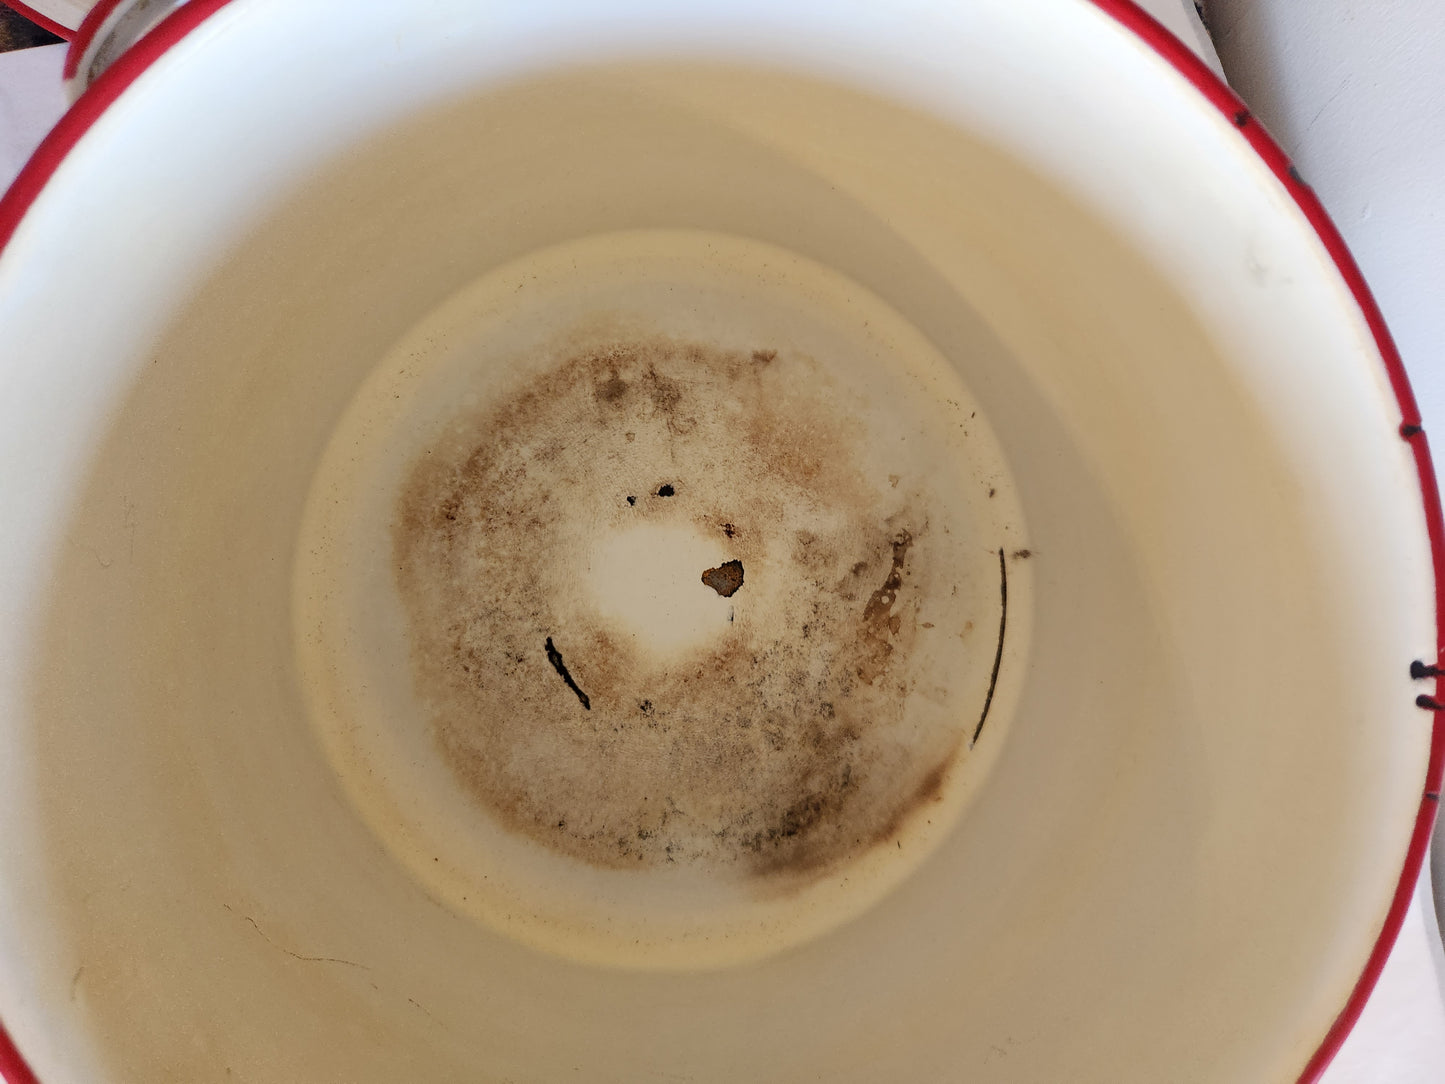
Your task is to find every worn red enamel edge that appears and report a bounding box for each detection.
[61,0,123,81]
[0,1,1440,1080]
[0,1,74,41]
[1087,2,1445,1081]
[0,3,242,1078]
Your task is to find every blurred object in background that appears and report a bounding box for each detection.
[0,4,63,51]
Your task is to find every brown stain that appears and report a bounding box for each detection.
[864,758,953,854]
[393,334,958,882]
[701,559,745,598]
[856,530,912,685]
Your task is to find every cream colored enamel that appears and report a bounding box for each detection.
[293,231,1025,968]
[0,0,1432,1080]
[586,523,736,652]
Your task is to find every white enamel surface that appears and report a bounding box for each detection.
[0,0,1433,1081]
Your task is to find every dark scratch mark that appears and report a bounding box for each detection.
[70,966,84,1001]
[121,495,139,562]
[545,636,591,710]
[1416,695,1442,712]
[972,548,1007,746]
[1401,423,1423,439]
[1411,660,1442,679]
[1233,109,1250,128]
[223,904,370,970]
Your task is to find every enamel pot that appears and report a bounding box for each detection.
[0,2,1440,1081]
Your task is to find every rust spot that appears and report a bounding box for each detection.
[702,559,745,598]
[856,531,912,685]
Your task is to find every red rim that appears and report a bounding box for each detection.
[0,2,1440,1081]
[0,1024,36,1084]
[1079,9,1445,1082]
[0,1,75,41]
[61,0,123,80]
[0,2,242,1078]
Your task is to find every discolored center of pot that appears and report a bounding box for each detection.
[298,230,1026,965]
[395,337,950,878]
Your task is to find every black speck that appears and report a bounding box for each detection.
[1233,109,1250,128]
[1401,423,1423,439]
[1011,549,1032,560]
[1417,694,1443,711]
[639,699,654,715]
[657,483,676,497]
[626,495,636,506]
[1411,660,1442,680]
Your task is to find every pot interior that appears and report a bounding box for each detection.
[0,1,1433,1081]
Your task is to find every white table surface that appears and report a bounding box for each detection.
[2,1,1444,1079]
